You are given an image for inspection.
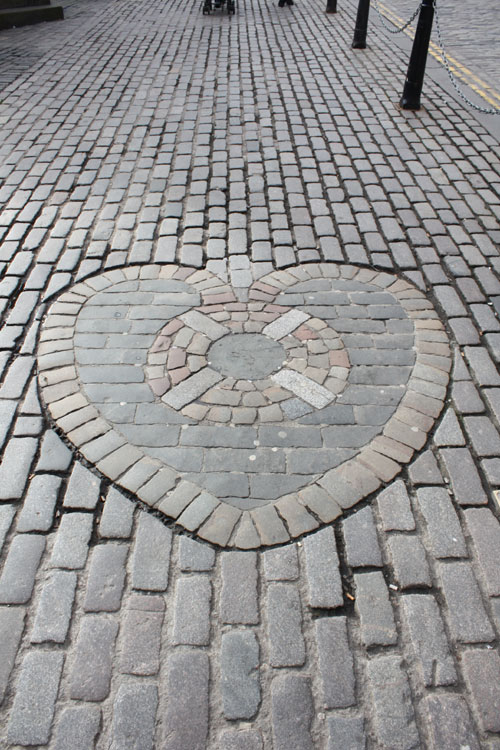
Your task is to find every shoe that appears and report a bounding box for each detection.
[278,1,285,7]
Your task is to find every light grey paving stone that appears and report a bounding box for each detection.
[461,649,500,733]
[0,607,26,703]
[266,583,305,667]
[70,615,119,701]
[0,534,45,603]
[31,569,77,643]
[437,561,495,643]
[464,508,500,596]
[16,474,61,532]
[178,535,215,571]
[342,506,382,567]
[420,694,480,750]
[162,367,223,409]
[219,729,264,750]
[0,504,15,554]
[433,408,465,446]
[415,487,467,558]
[83,543,128,612]
[263,309,309,339]
[315,617,356,708]
[0,437,37,499]
[354,571,397,647]
[35,429,72,471]
[367,655,420,750]
[271,673,314,750]
[50,512,93,569]
[0,400,17,452]
[99,487,135,538]
[386,535,432,589]
[408,450,444,485]
[327,716,366,750]
[221,629,260,720]
[131,512,172,591]
[109,683,158,750]
[119,594,165,675]
[63,462,101,509]
[439,447,488,505]
[377,479,415,531]
[53,706,102,750]
[7,651,64,746]
[162,650,209,750]
[220,551,258,624]
[171,575,211,646]
[400,594,457,687]
[303,527,343,608]
[272,368,334,408]
[263,544,299,580]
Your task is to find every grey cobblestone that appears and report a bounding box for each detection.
[63,462,101,509]
[354,571,397,647]
[119,594,165,675]
[420,694,480,750]
[16,474,61,532]
[31,569,77,643]
[415,487,468,558]
[327,716,366,750]
[367,655,419,750]
[220,629,260,720]
[7,651,64,745]
[342,506,382,567]
[0,437,37,499]
[266,583,306,667]
[98,487,135,538]
[162,650,209,750]
[172,575,211,646]
[220,551,258,624]
[303,527,343,608]
[464,507,500,595]
[0,533,45,603]
[70,615,119,701]
[315,616,356,708]
[437,561,495,643]
[83,543,128,612]
[271,673,314,750]
[0,607,25,703]
[131,512,172,591]
[461,649,500,732]
[109,683,158,750]
[50,512,93,569]
[386,535,432,589]
[53,706,102,750]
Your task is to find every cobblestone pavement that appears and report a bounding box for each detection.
[0,0,500,746]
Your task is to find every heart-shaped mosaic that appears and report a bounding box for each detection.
[38,263,451,548]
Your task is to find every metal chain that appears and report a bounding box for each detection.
[433,0,500,115]
[372,0,421,34]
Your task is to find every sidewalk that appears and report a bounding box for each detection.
[0,0,500,746]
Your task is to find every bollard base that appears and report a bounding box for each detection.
[400,81,421,110]
[351,40,366,49]
[325,0,336,12]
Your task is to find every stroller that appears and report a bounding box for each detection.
[202,0,235,13]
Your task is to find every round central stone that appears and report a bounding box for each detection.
[208,333,286,380]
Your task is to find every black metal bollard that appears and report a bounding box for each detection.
[400,0,435,110]
[352,0,370,48]
[326,0,337,13]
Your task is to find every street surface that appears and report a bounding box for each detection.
[0,0,500,747]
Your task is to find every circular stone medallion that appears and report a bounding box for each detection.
[38,263,451,549]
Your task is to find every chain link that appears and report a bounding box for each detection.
[372,0,421,34]
[433,0,500,115]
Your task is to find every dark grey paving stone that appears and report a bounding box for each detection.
[70,616,119,701]
[387,535,432,589]
[327,716,366,750]
[315,617,355,708]
[221,630,260,720]
[262,545,299,581]
[303,527,343,608]
[271,673,314,750]
[342,506,382,567]
[415,487,468,558]
[367,655,419,750]
[219,729,264,750]
[354,571,397,647]
[420,694,480,750]
[266,583,305,667]
[220,551,258,625]
[53,706,102,750]
[131,512,172,591]
[461,649,500,733]
[162,650,209,750]
[83,543,128,612]
[464,508,500,596]
[171,575,211,646]
[119,594,165,676]
[437,562,495,644]
[377,479,415,531]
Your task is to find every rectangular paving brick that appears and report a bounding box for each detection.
[63,462,101,509]
[354,571,397,647]
[0,534,45,604]
[367,655,419,750]
[415,487,468,558]
[7,651,64,746]
[400,594,457,687]
[83,543,128,612]
[0,437,37,499]
[16,474,61,532]
[327,716,366,750]
[315,617,356,708]
[271,674,314,750]
[387,535,432,589]
[50,512,93,569]
[421,695,480,750]
[53,706,102,750]
[98,487,135,538]
[131,512,172,591]
[31,569,77,643]
[109,684,158,750]
[303,527,343,608]
[119,594,165,675]
[437,561,495,644]
[461,649,500,733]
[172,575,211,645]
[342,506,382,567]
[464,508,500,596]
[266,583,305,667]
[220,551,259,624]
[70,615,119,701]
[221,630,260,720]
[162,650,209,750]
[0,606,25,703]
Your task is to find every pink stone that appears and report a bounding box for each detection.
[167,347,187,369]
[202,292,237,304]
[170,367,191,385]
[249,290,274,302]
[149,377,171,396]
[294,325,319,340]
[330,350,350,367]
[161,319,183,336]
[150,336,171,353]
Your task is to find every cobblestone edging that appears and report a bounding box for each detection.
[38,261,451,547]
